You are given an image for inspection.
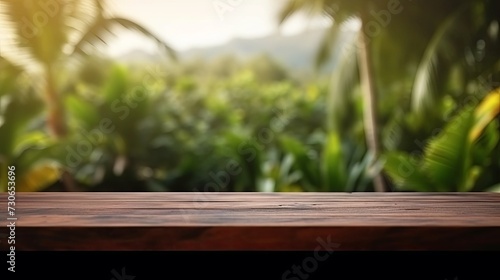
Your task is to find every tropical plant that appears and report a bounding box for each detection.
[410,0,500,119]
[278,131,383,192]
[0,0,175,138]
[0,0,176,191]
[384,89,500,192]
[279,0,500,192]
[279,0,389,192]
[0,81,64,192]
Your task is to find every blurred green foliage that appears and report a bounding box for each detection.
[0,0,499,192]
[1,52,498,192]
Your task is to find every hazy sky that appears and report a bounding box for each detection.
[0,0,329,59]
[105,0,329,56]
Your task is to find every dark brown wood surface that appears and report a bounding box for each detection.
[1,192,500,251]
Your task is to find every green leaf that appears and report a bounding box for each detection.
[66,95,101,130]
[472,121,500,166]
[384,152,432,191]
[321,132,347,191]
[421,108,475,192]
[8,131,66,188]
[12,131,53,157]
[359,151,385,191]
[0,95,43,158]
[469,89,500,142]
[8,132,65,193]
[16,162,61,192]
[279,154,296,185]
[0,56,24,96]
[101,65,129,103]
[279,136,319,189]
[464,166,482,192]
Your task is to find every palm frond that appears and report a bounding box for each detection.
[278,0,309,24]
[65,0,105,49]
[71,17,176,60]
[278,0,336,25]
[0,0,105,72]
[0,0,69,65]
[385,89,500,192]
[278,0,362,25]
[383,152,433,191]
[411,4,468,115]
[421,107,475,191]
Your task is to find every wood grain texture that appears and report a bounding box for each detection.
[1,192,499,251]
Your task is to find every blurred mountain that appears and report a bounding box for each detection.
[117,27,337,73]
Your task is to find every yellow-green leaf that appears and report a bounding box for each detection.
[470,88,500,142]
[16,163,61,192]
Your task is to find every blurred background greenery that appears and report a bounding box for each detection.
[0,0,499,192]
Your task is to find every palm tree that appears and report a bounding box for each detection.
[0,0,175,139]
[0,0,175,191]
[279,0,500,192]
[279,1,393,192]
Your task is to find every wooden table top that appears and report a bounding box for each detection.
[1,192,500,250]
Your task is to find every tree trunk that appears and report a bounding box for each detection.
[44,64,80,192]
[357,22,387,192]
[45,64,67,138]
